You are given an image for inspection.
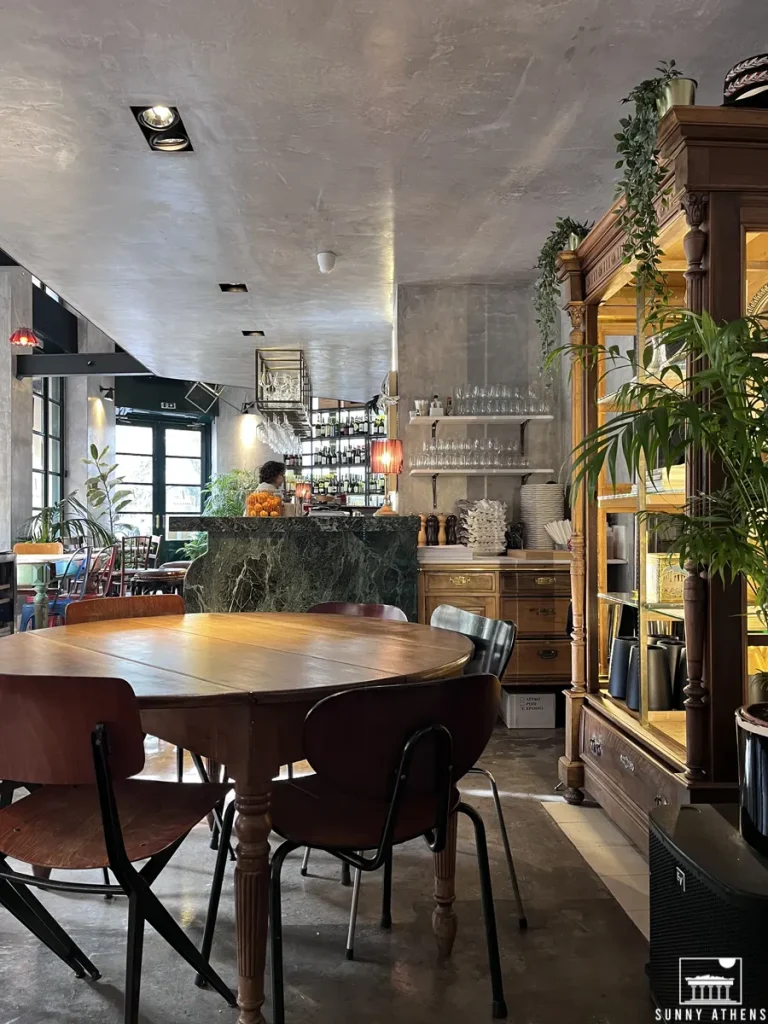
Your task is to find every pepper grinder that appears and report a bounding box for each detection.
[445,514,458,545]
[425,514,439,546]
[437,514,447,546]
[417,514,427,547]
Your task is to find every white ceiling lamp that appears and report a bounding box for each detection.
[316,251,336,274]
[139,105,178,130]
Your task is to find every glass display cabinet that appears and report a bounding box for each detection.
[557,106,768,848]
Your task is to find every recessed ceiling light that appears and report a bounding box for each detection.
[150,134,190,152]
[139,105,178,130]
[241,329,265,337]
[219,283,248,293]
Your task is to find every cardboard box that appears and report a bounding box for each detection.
[500,690,556,729]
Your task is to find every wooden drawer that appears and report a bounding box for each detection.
[504,638,571,682]
[425,594,497,622]
[501,596,570,637]
[580,705,683,814]
[501,571,570,597]
[423,571,496,594]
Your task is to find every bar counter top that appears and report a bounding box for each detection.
[169,515,420,619]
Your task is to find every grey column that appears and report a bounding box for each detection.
[0,267,33,549]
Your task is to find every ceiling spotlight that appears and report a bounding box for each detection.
[99,385,115,402]
[317,251,337,274]
[219,282,248,293]
[241,329,265,337]
[150,134,189,152]
[139,105,178,131]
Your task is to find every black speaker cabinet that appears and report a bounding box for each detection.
[649,805,768,1012]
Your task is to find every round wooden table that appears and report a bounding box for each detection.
[1,612,473,1024]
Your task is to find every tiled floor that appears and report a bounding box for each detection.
[543,800,650,939]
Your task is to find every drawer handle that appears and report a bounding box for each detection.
[589,735,602,757]
[537,648,558,660]
[529,607,555,616]
[449,575,473,587]
[534,576,556,586]
[619,753,635,773]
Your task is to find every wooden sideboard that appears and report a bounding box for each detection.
[417,563,571,686]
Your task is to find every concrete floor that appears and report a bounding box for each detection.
[0,728,653,1023]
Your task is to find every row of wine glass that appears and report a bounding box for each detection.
[411,438,532,469]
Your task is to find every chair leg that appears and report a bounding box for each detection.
[103,867,115,901]
[196,799,236,988]
[270,840,300,1024]
[345,866,362,961]
[380,847,392,929]
[469,766,527,929]
[457,802,507,1019]
[340,860,352,887]
[125,894,144,1024]
[0,876,99,980]
[124,872,236,1007]
[176,747,185,783]
[300,847,311,877]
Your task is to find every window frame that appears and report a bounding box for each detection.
[32,377,64,513]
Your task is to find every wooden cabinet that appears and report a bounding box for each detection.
[419,562,569,686]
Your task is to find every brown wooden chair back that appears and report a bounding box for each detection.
[84,545,117,597]
[119,535,152,594]
[308,602,408,622]
[0,674,144,785]
[65,594,184,626]
[304,673,500,801]
[12,542,64,555]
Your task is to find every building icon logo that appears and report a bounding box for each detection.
[679,958,742,1007]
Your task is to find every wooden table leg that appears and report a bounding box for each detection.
[234,777,272,1024]
[432,810,458,958]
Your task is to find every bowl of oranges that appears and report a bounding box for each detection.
[245,491,283,518]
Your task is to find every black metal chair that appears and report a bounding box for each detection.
[205,675,508,1022]
[430,604,527,930]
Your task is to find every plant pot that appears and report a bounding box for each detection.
[567,231,587,251]
[657,78,697,118]
[608,636,636,701]
[735,703,768,856]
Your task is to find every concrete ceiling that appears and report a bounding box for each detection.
[0,0,763,400]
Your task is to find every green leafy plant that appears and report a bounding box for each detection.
[83,444,134,540]
[20,492,114,545]
[569,311,768,619]
[614,60,684,315]
[181,532,208,560]
[534,216,593,361]
[201,469,260,517]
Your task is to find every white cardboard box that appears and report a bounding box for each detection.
[500,689,556,729]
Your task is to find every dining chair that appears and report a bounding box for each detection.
[119,535,153,596]
[301,599,408,882]
[430,604,526,929]
[308,601,408,621]
[0,673,236,1023]
[204,674,508,1022]
[12,542,65,555]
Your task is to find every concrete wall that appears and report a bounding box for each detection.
[396,280,567,520]
[65,320,115,512]
[213,387,283,478]
[0,267,33,547]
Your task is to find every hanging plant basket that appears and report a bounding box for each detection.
[533,217,593,363]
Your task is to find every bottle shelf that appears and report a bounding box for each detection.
[409,414,554,426]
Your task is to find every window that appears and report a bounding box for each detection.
[32,378,63,512]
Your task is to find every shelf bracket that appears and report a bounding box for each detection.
[520,418,530,460]
[431,474,438,510]
[521,473,531,485]
[431,419,438,439]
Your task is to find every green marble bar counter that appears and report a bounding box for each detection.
[169,515,420,620]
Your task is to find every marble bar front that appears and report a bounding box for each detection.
[169,515,421,620]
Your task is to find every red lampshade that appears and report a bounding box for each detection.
[370,438,404,475]
[9,327,40,348]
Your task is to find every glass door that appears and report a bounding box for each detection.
[116,418,210,559]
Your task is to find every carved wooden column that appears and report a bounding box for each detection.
[681,191,710,783]
[557,248,588,803]
[432,810,458,956]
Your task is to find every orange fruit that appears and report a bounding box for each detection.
[270,510,280,517]
[259,510,269,517]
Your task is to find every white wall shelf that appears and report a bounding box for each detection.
[409,414,553,425]
[409,468,554,477]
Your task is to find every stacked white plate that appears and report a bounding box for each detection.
[520,484,564,550]
[465,499,508,555]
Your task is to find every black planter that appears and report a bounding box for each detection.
[626,645,641,711]
[736,703,768,857]
[608,636,637,701]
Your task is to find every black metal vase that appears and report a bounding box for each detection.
[736,703,768,857]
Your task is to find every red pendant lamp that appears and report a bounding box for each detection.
[9,326,40,348]
[370,438,403,475]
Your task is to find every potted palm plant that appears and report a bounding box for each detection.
[568,311,768,622]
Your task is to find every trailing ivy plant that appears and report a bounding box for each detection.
[533,216,593,362]
[614,60,684,317]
